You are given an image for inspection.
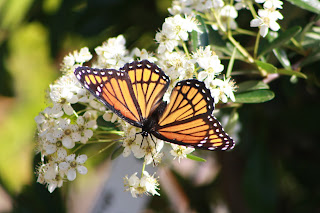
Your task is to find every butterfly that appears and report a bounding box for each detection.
[74,60,234,151]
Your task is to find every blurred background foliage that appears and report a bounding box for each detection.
[0,0,319,212]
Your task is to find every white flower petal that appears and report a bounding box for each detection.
[76,154,87,164]
[269,21,280,32]
[67,169,77,181]
[77,165,88,175]
[63,104,74,115]
[77,116,84,125]
[66,154,76,162]
[84,129,93,138]
[57,148,67,160]
[48,182,58,193]
[44,143,57,155]
[260,25,269,37]
[59,162,69,171]
[250,19,261,27]
[62,137,75,149]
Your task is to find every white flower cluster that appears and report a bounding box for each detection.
[250,0,284,37]
[35,11,238,196]
[124,171,160,197]
[169,0,284,38]
[35,48,98,193]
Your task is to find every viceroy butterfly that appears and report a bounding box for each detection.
[74,60,234,151]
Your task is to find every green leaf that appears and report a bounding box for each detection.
[207,24,226,48]
[286,0,320,14]
[187,154,206,162]
[235,90,275,103]
[192,15,209,49]
[237,80,270,93]
[191,31,199,52]
[273,48,291,69]
[111,146,124,160]
[258,26,302,57]
[224,110,239,133]
[255,60,277,74]
[277,69,307,79]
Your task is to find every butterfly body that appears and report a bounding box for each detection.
[75,60,235,151]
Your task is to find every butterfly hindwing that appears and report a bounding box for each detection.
[74,66,143,127]
[153,79,235,150]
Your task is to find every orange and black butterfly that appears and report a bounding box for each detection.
[74,60,234,151]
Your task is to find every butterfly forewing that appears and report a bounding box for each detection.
[74,66,143,127]
[123,60,170,119]
[154,79,235,151]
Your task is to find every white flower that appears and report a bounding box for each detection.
[51,102,74,116]
[193,46,224,82]
[163,15,199,41]
[168,0,224,15]
[136,135,164,165]
[156,15,199,54]
[95,35,132,68]
[170,144,195,162]
[155,30,179,54]
[159,51,194,81]
[62,54,75,69]
[59,154,88,181]
[141,171,160,196]
[49,74,84,115]
[103,111,120,123]
[210,77,236,103]
[74,47,92,63]
[220,5,238,30]
[53,118,81,149]
[131,48,157,62]
[76,112,97,144]
[250,9,283,37]
[255,0,283,9]
[37,162,64,193]
[43,140,68,159]
[122,126,140,157]
[61,47,92,72]
[124,171,160,197]
[235,0,250,10]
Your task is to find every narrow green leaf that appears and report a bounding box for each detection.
[273,48,291,69]
[187,154,206,162]
[226,47,236,77]
[207,24,226,47]
[191,30,199,52]
[255,60,277,74]
[258,26,302,57]
[277,69,307,79]
[111,146,124,160]
[298,15,320,42]
[237,80,270,93]
[195,15,209,47]
[235,90,275,103]
[286,0,320,14]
